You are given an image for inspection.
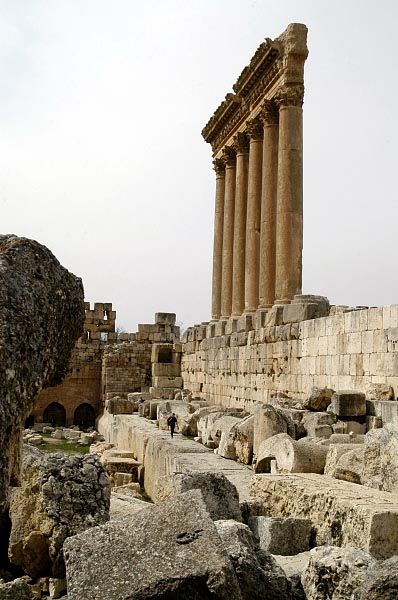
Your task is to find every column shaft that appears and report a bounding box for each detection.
[259,102,279,308]
[232,134,249,316]
[244,119,263,313]
[211,159,225,320]
[221,148,236,318]
[275,89,303,304]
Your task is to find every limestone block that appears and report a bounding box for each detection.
[248,516,312,555]
[106,396,135,415]
[62,429,81,440]
[230,415,254,465]
[300,387,334,411]
[282,302,319,324]
[329,391,366,417]
[366,415,382,430]
[214,519,292,600]
[361,555,398,600]
[151,363,181,377]
[101,457,140,485]
[324,444,357,476]
[367,383,395,401]
[64,490,242,600]
[112,472,133,487]
[156,400,196,431]
[301,412,336,438]
[264,306,284,327]
[211,415,243,446]
[250,473,398,558]
[28,434,43,446]
[255,433,328,474]
[301,546,375,600]
[328,433,365,444]
[253,403,288,456]
[155,312,176,326]
[332,446,365,484]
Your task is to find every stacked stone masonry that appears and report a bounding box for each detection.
[181,305,398,408]
[204,23,308,321]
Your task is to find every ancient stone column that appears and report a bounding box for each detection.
[244,118,263,313]
[221,146,237,319]
[274,85,304,304]
[211,159,226,320]
[231,133,249,316]
[258,100,279,309]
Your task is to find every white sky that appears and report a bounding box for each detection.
[1,0,397,331]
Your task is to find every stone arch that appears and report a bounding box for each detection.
[43,402,66,427]
[73,403,96,429]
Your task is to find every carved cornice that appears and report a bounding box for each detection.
[202,23,308,154]
[222,146,237,167]
[232,132,249,155]
[246,117,263,141]
[213,158,226,176]
[259,99,279,125]
[274,83,304,108]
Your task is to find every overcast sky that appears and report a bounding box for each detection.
[1,0,397,331]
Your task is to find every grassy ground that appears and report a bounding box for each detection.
[38,433,90,455]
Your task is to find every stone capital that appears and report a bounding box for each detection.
[213,158,226,176]
[274,83,304,109]
[232,132,249,155]
[259,99,279,125]
[246,117,263,141]
[222,145,237,167]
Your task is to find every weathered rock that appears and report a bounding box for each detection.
[105,396,135,415]
[301,387,335,412]
[157,400,196,431]
[48,577,67,599]
[89,441,113,456]
[250,473,398,558]
[333,446,365,484]
[198,408,246,446]
[324,444,357,476]
[329,391,366,417]
[253,404,288,456]
[255,433,328,474]
[366,383,395,402]
[273,552,310,600]
[0,235,84,519]
[301,411,335,438]
[361,555,398,599]
[301,546,375,600]
[214,519,292,600]
[230,415,254,465]
[0,577,32,600]
[109,492,150,520]
[64,489,242,600]
[248,516,312,555]
[9,446,110,578]
[155,471,242,521]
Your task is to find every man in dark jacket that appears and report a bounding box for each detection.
[167,413,178,438]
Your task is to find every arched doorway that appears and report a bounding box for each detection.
[73,403,96,429]
[43,402,66,427]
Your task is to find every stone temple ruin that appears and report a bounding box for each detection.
[2,21,398,600]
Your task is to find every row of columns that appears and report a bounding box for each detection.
[211,88,303,321]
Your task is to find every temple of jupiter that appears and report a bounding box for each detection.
[203,23,308,325]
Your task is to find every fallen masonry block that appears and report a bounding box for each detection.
[250,473,398,559]
[248,516,312,556]
[255,433,328,474]
[64,490,242,600]
[329,390,366,417]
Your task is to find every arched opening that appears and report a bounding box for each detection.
[73,403,96,429]
[43,402,66,427]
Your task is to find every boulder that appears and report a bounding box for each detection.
[361,555,398,599]
[366,384,395,402]
[301,546,375,600]
[9,446,110,578]
[105,396,135,415]
[329,391,366,417]
[0,235,84,520]
[0,577,32,600]
[301,387,334,412]
[333,446,365,484]
[253,404,288,456]
[155,471,242,521]
[255,433,328,474]
[214,519,292,600]
[248,516,312,555]
[301,411,335,438]
[64,489,242,600]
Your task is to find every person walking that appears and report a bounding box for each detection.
[167,413,178,438]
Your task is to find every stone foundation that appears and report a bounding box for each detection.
[181,305,398,410]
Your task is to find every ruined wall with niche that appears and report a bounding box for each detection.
[32,305,180,426]
[181,305,398,413]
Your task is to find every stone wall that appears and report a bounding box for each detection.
[181,305,398,410]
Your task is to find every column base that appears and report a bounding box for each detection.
[237,313,254,333]
[253,308,270,329]
[214,319,227,337]
[225,317,239,335]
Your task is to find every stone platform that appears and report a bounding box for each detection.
[98,413,253,502]
[250,473,398,559]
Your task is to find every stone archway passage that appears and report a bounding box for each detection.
[74,403,96,429]
[43,402,66,427]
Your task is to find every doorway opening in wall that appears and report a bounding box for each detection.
[43,402,66,427]
[158,348,172,363]
[73,403,96,429]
